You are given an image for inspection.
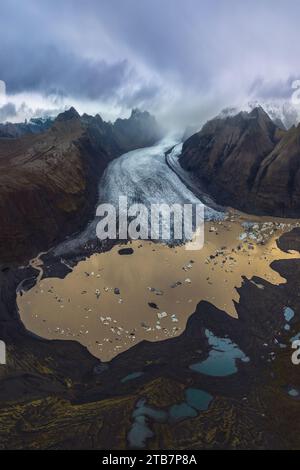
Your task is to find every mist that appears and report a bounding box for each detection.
[1,0,300,130]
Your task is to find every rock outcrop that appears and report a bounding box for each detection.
[113,108,162,151]
[180,107,300,217]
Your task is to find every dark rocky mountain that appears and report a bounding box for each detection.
[0,107,162,263]
[114,108,162,150]
[0,107,162,148]
[180,106,300,217]
[80,108,162,158]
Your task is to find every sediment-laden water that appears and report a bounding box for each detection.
[18,214,300,361]
[16,138,300,361]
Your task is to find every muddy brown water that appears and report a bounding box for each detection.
[17,211,300,361]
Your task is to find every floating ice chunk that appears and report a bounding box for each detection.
[157,311,168,319]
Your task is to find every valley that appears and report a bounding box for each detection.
[1,106,300,450]
[15,132,300,362]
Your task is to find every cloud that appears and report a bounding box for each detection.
[0,102,17,121]
[0,44,130,101]
[1,0,300,127]
[247,77,298,101]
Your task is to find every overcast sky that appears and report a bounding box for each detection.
[1,0,300,127]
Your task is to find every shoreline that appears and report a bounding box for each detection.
[17,213,300,361]
[1,143,300,448]
[1,228,300,448]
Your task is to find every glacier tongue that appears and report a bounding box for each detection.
[55,135,224,256]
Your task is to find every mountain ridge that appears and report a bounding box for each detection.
[0,107,162,263]
[180,106,300,217]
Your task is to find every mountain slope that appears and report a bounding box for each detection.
[0,108,162,263]
[180,107,300,217]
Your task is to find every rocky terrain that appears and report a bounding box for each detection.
[0,117,53,138]
[180,106,300,217]
[0,108,162,264]
[1,104,300,450]
[1,229,300,449]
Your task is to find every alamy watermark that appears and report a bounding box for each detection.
[0,340,6,365]
[0,80,6,106]
[291,340,300,365]
[95,196,204,250]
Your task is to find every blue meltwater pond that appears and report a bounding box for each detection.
[189,329,250,376]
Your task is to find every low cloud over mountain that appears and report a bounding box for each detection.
[1,0,300,127]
